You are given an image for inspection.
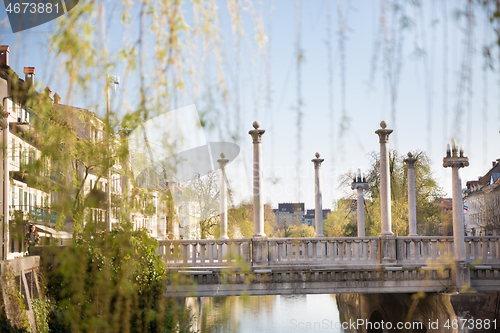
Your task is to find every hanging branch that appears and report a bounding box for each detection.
[266,0,276,180]
[453,1,474,142]
[326,0,335,191]
[337,0,348,138]
[442,0,449,146]
[482,4,491,168]
[295,0,303,201]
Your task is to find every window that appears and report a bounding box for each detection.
[11,187,14,206]
[19,189,23,209]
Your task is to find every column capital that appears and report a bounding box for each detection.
[404,152,418,168]
[311,152,324,168]
[217,153,229,168]
[443,140,469,169]
[249,121,265,143]
[352,182,369,191]
[375,120,393,143]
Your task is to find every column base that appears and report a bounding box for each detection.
[451,260,471,292]
[252,237,268,267]
[379,235,397,264]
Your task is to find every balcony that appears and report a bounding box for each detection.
[10,205,59,225]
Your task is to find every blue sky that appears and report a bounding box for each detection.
[1,0,498,210]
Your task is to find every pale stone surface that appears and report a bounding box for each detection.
[249,122,266,238]
[311,153,324,237]
[352,175,369,237]
[375,121,393,236]
[443,139,469,261]
[217,153,229,239]
[404,152,418,236]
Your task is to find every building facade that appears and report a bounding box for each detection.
[463,160,500,236]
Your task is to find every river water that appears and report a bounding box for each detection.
[188,294,344,333]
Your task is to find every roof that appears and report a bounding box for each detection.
[278,202,305,213]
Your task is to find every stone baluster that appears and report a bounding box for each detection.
[443,139,470,291]
[311,153,325,237]
[404,152,418,236]
[249,121,267,266]
[352,169,369,237]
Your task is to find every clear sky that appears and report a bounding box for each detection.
[1,0,498,210]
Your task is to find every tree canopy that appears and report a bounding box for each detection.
[324,150,445,237]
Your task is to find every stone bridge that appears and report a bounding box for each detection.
[159,236,500,297]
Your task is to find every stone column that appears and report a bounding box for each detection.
[217,153,229,239]
[404,152,418,236]
[443,139,469,291]
[311,152,324,237]
[352,170,369,237]
[249,121,265,238]
[249,121,267,267]
[375,121,394,236]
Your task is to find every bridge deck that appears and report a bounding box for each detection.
[160,236,500,297]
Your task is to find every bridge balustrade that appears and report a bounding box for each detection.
[267,237,379,266]
[396,236,454,264]
[159,236,500,268]
[464,236,500,263]
[158,239,251,267]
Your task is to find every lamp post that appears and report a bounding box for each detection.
[106,75,119,231]
[351,169,369,237]
[443,139,469,290]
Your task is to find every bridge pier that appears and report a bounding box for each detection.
[338,292,489,333]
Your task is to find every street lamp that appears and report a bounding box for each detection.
[106,75,119,231]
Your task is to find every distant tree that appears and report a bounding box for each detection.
[228,201,277,238]
[330,150,444,237]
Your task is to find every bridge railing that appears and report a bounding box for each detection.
[268,237,379,266]
[158,239,252,267]
[396,236,454,264]
[464,236,500,263]
[159,236,500,268]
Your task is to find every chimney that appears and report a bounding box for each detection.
[53,93,61,104]
[0,46,10,66]
[44,87,53,105]
[24,67,35,86]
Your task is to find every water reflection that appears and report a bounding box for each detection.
[188,294,343,333]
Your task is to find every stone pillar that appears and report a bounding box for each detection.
[443,139,470,291]
[249,121,267,267]
[311,152,324,237]
[217,153,229,239]
[404,152,418,236]
[352,170,369,237]
[375,121,396,264]
[375,121,394,236]
[249,121,265,238]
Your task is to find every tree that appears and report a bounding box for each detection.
[329,150,444,237]
[227,201,277,238]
